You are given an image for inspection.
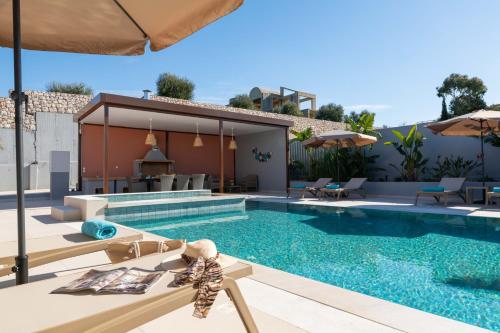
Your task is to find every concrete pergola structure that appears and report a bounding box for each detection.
[74,93,293,194]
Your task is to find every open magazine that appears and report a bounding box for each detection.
[52,268,164,294]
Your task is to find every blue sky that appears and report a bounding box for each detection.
[1,0,499,126]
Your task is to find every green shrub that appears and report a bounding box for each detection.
[229,94,255,109]
[275,102,302,116]
[432,155,481,179]
[46,82,93,95]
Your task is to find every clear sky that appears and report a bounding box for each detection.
[1,0,499,127]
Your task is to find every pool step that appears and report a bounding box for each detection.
[51,205,81,221]
[143,214,249,232]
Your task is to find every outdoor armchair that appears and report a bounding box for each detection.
[238,175,259,192]
[160,174,175,191]
[192,174,206,190]
[175,174,191,191]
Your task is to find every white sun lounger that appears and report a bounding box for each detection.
[0,250,259,333]
[319,178,367,200]
[415,177,466,206]
[0,225,142,278]
[287,178,332,198]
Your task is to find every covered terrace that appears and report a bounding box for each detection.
[74,93,293,195]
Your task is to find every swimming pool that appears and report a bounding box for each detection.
[111,200,500,331]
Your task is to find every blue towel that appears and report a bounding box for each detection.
[291,184,306,189]
[492,187,500,193]
[81,218,117,240]
[325,184,340,190]
[421,186,445,192]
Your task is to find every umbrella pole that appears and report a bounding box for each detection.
[11,0,28,285]
[480,120,485,187]
[336,139,340,183]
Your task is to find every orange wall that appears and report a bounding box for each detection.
[81,125,235,179]
[82,124,167,178]
[168,132,235,178]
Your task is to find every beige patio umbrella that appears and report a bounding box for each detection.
[0,0,243,285]
[426,110,500,185]
[303,130,378,182]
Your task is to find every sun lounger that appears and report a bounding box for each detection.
[0,249,259,333]
[287,178,332,198]
[485,189,500,206]
[319,178,367,200]
[415,177,465,206]
[0,224,142,278]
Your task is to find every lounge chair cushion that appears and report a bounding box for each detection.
[421,186,445,192]
[325,184,340,190]
[492,187,500,193]
[291,184,306,189]
[81,219,117,240]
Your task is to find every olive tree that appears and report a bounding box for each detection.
[156,73,195,100]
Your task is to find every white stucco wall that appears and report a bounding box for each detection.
[235,128,287,193]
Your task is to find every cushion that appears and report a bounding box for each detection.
[325,184,340,190]
[492,187,500,193]
[291,184,306,189]
[421,186,445,192]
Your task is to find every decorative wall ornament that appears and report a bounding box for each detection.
[252,147,272,162]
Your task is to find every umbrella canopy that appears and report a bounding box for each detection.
[426,110,500,136]
[0,0,242,285]
[0,0,242,54]
[303,130,378,148]
[303,130,377,183]
[426,109,500,186]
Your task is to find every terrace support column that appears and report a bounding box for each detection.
[103,105,110,194]
[219,120,224,193]
[77,122,82,192]
[285,127,290,192]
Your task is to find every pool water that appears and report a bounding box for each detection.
[113,201,500,331]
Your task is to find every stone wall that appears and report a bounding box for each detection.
[150,95,345,134]
[0,91,92,130]
[0,91,344,134]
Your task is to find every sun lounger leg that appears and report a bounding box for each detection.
[414,194,419,205]
[222,278,260,333]
[444,194,448,206]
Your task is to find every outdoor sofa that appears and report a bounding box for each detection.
[0,249,259,333]
[319,178,367,200]
[414,177,466,206]
[0,224,142,278]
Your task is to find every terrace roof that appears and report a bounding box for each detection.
[75,93,294,133]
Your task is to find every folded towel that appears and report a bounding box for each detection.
[291,184,306,189]
[421,186,445,192]
[492,187,500,193]
[325,184,340,190]
[81,218,117,240]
